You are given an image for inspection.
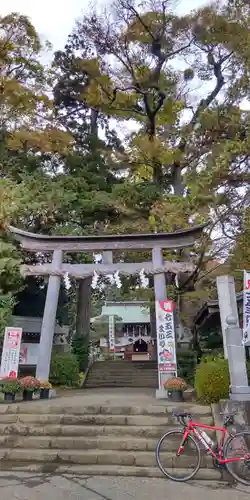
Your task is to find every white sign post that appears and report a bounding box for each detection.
[0,327,22,378]
[155,299,177,391]
[243,270,250,344]
[108,315,115,358]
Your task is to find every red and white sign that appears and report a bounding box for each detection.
[0,327,22,378]
[155,299,177,386]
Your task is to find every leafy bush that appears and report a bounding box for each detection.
[0,377,20,394]
[49,351,80,387]
[177,349,197,385]
[195,356,230,404]
[247,360,250,385]
[71,335,89,371]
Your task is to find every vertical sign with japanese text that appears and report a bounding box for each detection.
[0,327,22,378]
[155,299,177,386]
[243,270,250,344]
[108,315,115,352]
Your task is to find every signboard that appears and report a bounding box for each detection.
[155,299,177,386]
[108,315,115,352]
[0,327,22,378]
[243,270,250,344]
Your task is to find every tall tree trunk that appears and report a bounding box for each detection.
[75,276,92,369]
[74,108,99,366]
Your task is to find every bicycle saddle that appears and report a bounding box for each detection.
[173,411,192,418]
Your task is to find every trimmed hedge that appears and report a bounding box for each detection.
[49,351,80,387]
[195,357,230,404]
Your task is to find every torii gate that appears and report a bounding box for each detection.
[9,224,206,395]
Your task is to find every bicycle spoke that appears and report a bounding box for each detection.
[224,431,250,485]
[156,430,201,482]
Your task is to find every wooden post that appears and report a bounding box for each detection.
[36,250,63,381]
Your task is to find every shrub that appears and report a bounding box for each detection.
[49,351,80,387]
[176,349,197,385]
[71,335,89,371]
[0,377,20,394]
[247,360,250,385]
[195,357,230,404]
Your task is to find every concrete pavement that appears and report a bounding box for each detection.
[0,472,249,500]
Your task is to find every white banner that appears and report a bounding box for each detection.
[155,300,177,382]
[243,270,250,344]
[0,327,22,378]
[108,315,115,352]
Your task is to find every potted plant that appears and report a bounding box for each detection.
[39,380,52,400]
[164,377,187,402]
[0,377,21,402]
[20,376,40,401]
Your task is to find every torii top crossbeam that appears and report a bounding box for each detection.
[8,224,207,252]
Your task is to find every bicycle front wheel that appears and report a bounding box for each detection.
[156,429,201,482]
[224,431,250,486]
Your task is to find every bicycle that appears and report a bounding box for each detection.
[156,410,250,485]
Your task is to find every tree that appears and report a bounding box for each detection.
[0,13,74,334]
[52,41,128,348]
[57,0,250,329]
[0,179,26,335]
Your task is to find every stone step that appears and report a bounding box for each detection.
[85,378,158,383]
[85,382,158,388]
[0,448,216,468]
[89,365,157,370]
[0,413,214,426]
[86,375,158,379]
[0,435,166,450]
[88,370,158,375]
[0,403,212,416]
[0,434,216,451]
[87,374,157,376]
[0,423,176,438]
[90,361,158,367]
[0,423,216,439]
[0,462,223,480]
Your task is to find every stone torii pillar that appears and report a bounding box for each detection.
[216,275,239,359]
[225,315,250,401]
[36,250,63,380]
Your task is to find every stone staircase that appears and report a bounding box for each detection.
[84,360,158,388]
[0,400,223,479]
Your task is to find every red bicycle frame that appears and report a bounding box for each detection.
[177,418,248,464]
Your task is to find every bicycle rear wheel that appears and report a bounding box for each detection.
[224,431,250,486]
[156,429,201,482]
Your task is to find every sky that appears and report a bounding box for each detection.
[0,0,210,54]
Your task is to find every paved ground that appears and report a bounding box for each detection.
[0,472,249,500]
[0,387,200,411]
